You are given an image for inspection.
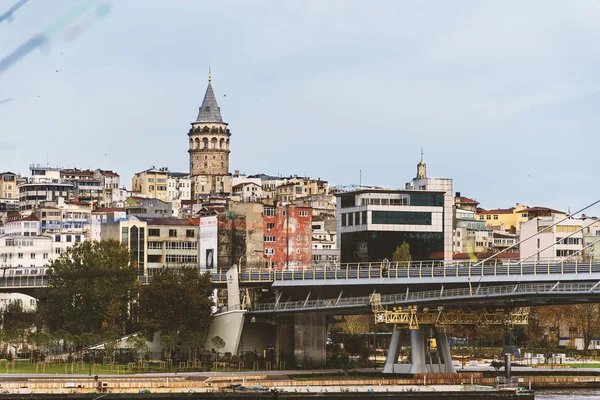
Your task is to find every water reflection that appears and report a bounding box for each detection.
[537,388,600,399]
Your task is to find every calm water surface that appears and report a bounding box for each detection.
[536,388,600,399]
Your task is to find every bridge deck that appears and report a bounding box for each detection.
[251,281,600,314]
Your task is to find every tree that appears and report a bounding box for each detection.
[160,334,176,361]
[126,335,148,361]
[139,268,213,348]
[536,305,572,349]
[335,315,372,336]
[392,242,412,263]
[566,304,600,358]
[37,240,138,336]
[211,335,225,351]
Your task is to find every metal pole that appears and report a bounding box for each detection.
[286,204,290,270]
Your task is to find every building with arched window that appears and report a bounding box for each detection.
[188,72,232,198]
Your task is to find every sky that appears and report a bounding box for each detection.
[1,0,599,213]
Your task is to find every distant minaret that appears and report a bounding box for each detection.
[416,147,427,179]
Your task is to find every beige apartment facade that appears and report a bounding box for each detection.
[0,172,18,200]
[131,168,169,202]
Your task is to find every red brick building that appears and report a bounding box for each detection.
[263,204,312,270]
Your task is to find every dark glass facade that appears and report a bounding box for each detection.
[372,211,432,225]
[410,193,444,207]
[340,231,444,263]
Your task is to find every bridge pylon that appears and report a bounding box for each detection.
[370,293,529,374]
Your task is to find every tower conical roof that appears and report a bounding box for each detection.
[196,81,223,123]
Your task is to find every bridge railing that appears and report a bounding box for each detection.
[212,258,600,283]
[251,282,600,313]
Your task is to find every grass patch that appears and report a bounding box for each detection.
[0,360,210,375]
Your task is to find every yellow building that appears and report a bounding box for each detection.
[275,177,329,203]
[0,172,18,199]
[131,167,169,202]
[475,203,566,233]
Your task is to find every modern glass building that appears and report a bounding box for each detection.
[336,189,452,263]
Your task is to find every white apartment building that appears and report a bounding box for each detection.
[94,169,120,205]
[3,215,41,237]
[520,216,584,263]
[167,173,191,202]
[90,208,127,241]
[0,235,53,272]
[18,182,73,215]
[231,182,262,202]
[311,216,339,267]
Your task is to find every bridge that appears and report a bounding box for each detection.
[208,258,600,375]
[5,258,600,374]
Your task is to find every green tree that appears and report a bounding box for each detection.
[566,304,600,358]
[211,335,226,350]
[211,336,226,362]
[139,268,213,347]
[392,242,412,263]
[37,240,137,336]
[126,335,148,361]
[3,300,35,332]
[160,334,176,360]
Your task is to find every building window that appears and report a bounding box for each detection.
[266,223,275,230]
[521,213,527,218]
[55,235,61,242]
[486,215,491,220]
[30,253,35,259]
[55,248,61,254]
[121,227,129,246]
[75,235,81,243]
[264,236,276,242]
[148,228,160,237]
[66,235,72,242]
[265,248,275,256]
[342,214,347,227]
[299,210,308,217]
[186,229,195,238]
[169,229,177,237]
[362,211,367,225]
[43,253,48,259]
[493,215,498,220]
[479,216,484,220]
[264,208,275,217]
[371,211,432,225]
[348,213,354,226]
[282,210,287,216]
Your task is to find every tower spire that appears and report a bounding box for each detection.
[416,147,427,179]
[195,69,224,123]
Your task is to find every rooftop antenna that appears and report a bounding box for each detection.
[208,66,211,83]
[420,147,424,161]
[359,169,362,188]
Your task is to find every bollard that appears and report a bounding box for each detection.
[504,353,512,381]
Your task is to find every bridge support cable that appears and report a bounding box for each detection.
[473,198,600,282]
[335,290,343,305]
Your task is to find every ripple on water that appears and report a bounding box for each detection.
[536,388,600,400]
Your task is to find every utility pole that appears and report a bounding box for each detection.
[286,204,290,270]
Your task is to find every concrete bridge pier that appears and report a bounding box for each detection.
[383,327,456,374]
[274,313,329,369]
[293,313,328,368]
